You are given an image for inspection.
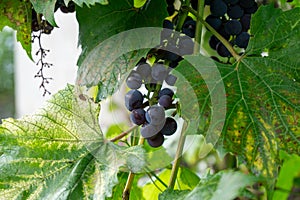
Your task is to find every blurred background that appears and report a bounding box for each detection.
[0,11,79,123]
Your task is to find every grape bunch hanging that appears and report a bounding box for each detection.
[201,0,258,57]
[124,61,179,148]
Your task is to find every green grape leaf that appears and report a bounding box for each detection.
[183,171,256,200]
[159,189,190,200]
[142,167,199,199]
[76,0,167,66]
[0,1,32,59]
[175,5,300,188]
[0,85,146,199]
[273,151,300,200]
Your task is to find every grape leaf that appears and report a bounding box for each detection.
[0,0,32,59]
[76,0,167,66]
[175,5,300,188]
[142,167,200,199]
[0,85,146,199]
[182,171,256,200]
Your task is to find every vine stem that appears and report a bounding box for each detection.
[122,137,145,200]
[193,0,205,54]
[185,6,242,60]
[109,125,138,142]
[168,121,188,189]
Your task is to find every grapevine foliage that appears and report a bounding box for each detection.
[0,0,300,199]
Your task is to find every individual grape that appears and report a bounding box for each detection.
[227,5,244,19]
[216,42,231,57]
[224,19,242,35]
[146,106,165,125]
[165,74,177,86]
[166,0,175,5]
[159,95,173,108]
[240,14,251,31]
[67,1,75,12]
[32,20,40,32]
[210,0,227,17]
[205,15,222,30]
[224,0,239,4]
[126,71,142,89]
[239,0,255,8]
[218,26,231,40]
[159,88,174,98]
[163,20,174,30]
[147,132,164,147]
[160,117,177,136]
[209,35,220,50]
[164,48,181,62]
[169,61,179,68]
[130,109,146,125]
[244,2,258,14]
[167,5,175,15]
[125,90,144,111]
[182,20,196,38]
[136,63,151,80]
[141,124,159,139]
[235,32,250,48]
[151,63,168,82]
[178,36,194,55]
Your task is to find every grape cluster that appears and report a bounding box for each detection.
[125,61,178,148]
[202,0,258,57]
[54,0,76,13]
[31,1,75,34]
[31,9,54,34]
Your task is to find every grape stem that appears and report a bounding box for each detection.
[122,137,145,200]
[168,121,188,189]
[184,6,242,61]
[193,0,205,54]
[175,0,190,31]
[109,125,138,142]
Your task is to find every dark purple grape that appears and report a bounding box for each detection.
[126,71,142,89]
[163,20,174,30]
[224,0,239,4]
[167,5,175,15]
[224,19,242,35]
[217,26,231,40]
[235,32,250,48]
[147,132,164,147]
[141,124,159,139]
[146,105,165,125]
[160,117,177,136]
[210,0,227,17]
[130,109,146,125]
[166,0,175,5]
[125,90,144,111]
[32,20,40,32]
[67,1,75,12]
[151,63,168,82]
[178,36,194,55]
[216,42,231,57]
[165,74,177,86]
[136,63,151,80]
[159,88,174,98]
[227,5,244,19]
[239,0,255,8]
[209,35,220,50]
[164,49,181,62]
[205,15,222,30]
[169,61,179,68]
[182,20,196,38]
[244,2,258,14]
[158,95,173,108]
[240,14,251,31]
